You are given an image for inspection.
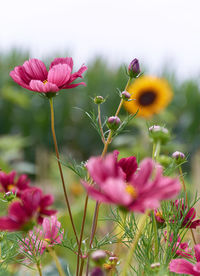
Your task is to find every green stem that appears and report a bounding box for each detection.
[79,258,85,276]
[154,140,161,161]
[98,104,105,144]
[178,166,187,205]
[49,98,79,246]
[48,247,66,276]
[36,262,43,276]
[121,211,149,276]
[152,211,159,261]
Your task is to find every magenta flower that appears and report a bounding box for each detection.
[174,199,200,229]
[169,244,200,275]
[19,231,43,256]
[10,57,87,94]
[0,187,56,231]
[82,152,181,212]
[165,232,193,259]
[0,171,30,196]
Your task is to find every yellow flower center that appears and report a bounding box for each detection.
[156,211,163,219]
[125,185,138,199]
[43,80,48,84]
[7,184,15,191]
[44,238,51,243]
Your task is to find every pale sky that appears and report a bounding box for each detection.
[1,0,200,79]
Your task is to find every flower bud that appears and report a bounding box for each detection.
[90,267,105,276]
[4,191,15,202]
[94,96,105,104]
[172,151,185,164]
[91,250,107,264]
[121,91,131,101]
[107,116,121,131]
[157,155,172,167]
[128,58,140,78]
[149,125,170,145]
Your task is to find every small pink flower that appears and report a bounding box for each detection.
[0,171,30,196]
[169,244,200,275]
[174,199,200,229]
[165,232,193,259]
[0,187,56,231]
[10,57,87,94]
[82,152,181,212]
[20,216,63,256]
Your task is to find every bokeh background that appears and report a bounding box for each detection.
[1,1,200,272]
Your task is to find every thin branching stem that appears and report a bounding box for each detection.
[36,262,43,276]
[98,104,105,144]
[76,195,89,276]
[49,97,79,246]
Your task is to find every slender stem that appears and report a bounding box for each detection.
[36,262,43,276]
[121,211,150,276]
[76,195,89,276]
[164,223,170,262]
[152,143,156,160]
[79,259,85,276]
[178,166,187,204]
[49,98,79,245]
[191,228,197,245]
[98,104,105,144]
[152,211,159,261]
[48,247,66,276]
[154,140,161,161]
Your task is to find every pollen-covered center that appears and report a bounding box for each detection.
[125,185,138,199]
[156,211,163,220]
[7,184,15,191]
[43,80,48,84]
[138,90,157,106]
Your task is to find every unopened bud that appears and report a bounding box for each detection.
[149,125,170,145]
[157,155,172,167]
[107,116,121,131]
[151,262,160,269]
[121,91,131,101]
[94,96,105,104]
[91,250,107,264]
[4,191,15,202]
[128,58,140,78]
[172,151,185,164]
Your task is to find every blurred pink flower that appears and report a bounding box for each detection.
[82,152,181,212]
[20,216,63,256]
[169,244,200,275]
[0,171,30,196]
[10,57,87,93]
[0,187,56,231]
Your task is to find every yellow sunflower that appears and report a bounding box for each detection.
[124,76,173,118]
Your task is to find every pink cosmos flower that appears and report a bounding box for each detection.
[165,232,193,259]
[10,57,87,93]
[82,152,181,212]
[0,171,30,196]
[0,187,56,231]
[174,199,200,229]
[169,244,200,275]
[20,216,63,256]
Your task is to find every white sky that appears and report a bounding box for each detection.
[1,0,200,79]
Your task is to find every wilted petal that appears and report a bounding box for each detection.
[48,64,71,87]
[23,59,48,81]
[30,80,59,93]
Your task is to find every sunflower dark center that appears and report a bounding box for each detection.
[138,90,157,106]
